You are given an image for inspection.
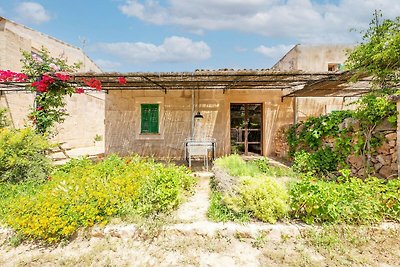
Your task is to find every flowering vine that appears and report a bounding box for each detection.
[0,47,103,135]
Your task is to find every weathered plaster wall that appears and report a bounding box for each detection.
[0,17,104,148]
[106,89,294,158]
[273,44,354,72]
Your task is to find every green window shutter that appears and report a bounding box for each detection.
[141,104,159,134]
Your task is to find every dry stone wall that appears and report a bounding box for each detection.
[274,125,398,179]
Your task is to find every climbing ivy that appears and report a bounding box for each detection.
[288,11,399,178]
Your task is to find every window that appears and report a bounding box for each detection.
[328,63,343,72]
[141,104,159,134]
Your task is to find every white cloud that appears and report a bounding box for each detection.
[119,0,400,43]
[15,2,50,25]
[96,36,211,63]
[255,44,294,59]
[94,59,121,71]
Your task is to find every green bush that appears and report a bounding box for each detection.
[0,108,9,128]
[0,127,52,183]
[5,155,195,243]
[292,148,339,176]
[224,176,289,223]
[290,176,400,224]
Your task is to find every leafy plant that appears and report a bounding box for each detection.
[4,155,195,243]
[224,176,289,223]
[0,108,10,128]
[0,127,53,183]
[207,191,250,223]
[290,175,400,224]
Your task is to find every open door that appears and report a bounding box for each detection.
[230,103,262,155]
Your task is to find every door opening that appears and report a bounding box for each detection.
[230,103,262,155]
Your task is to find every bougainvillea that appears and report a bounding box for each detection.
[0,47,104,134]
[0,47,130,135]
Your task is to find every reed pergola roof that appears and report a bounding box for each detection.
[0,69,371,97]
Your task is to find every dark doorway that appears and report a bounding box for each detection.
[230,103,263,155]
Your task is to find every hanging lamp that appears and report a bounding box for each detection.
[194,88,203,119]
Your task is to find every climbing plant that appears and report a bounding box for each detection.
[288,11,399,177]
[0,47,105,135]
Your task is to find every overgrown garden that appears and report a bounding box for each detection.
[209,12,400,226]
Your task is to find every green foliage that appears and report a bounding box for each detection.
[290,175,400,224]
[0,127,52,183]
[346,11,400,87]
[224,176,289,223]
[215,154,294,178]
[207,191,250,223]
[4,155,195,243]
[288,12,400,178]
[287,110,353,157]
[211,155,290,223]
[0,180,43,220]
[214,154,260,177]
[0,108,10,128]
[292,148,340,176]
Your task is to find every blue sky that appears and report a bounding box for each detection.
[0,0,399,72]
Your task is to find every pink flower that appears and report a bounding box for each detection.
[118,77,127,85]
[55,72,70,82]
[75,88,84,94]
[49,63,60,71]
[83,78,102,90]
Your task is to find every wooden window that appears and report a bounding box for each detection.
[141,104,159,134]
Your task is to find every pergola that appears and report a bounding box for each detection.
[0,69,371,97]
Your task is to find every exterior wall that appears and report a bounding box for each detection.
[0,17,104,148]
[272,44,355,72]
[106,89,294,158]
[296,97,357,121]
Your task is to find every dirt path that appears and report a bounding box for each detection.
[175,172,213,222]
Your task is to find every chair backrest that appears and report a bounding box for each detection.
[188,145,209,156]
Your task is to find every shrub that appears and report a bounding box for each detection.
[0,127,52,183]
[0,108,9,128]
[290,176,400,224]
[5,155,195,243]
[292,148,339,176]
[224,176,289,223]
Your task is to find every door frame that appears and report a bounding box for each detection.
[229,103,264,156]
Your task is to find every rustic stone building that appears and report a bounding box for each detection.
[0,16,104,148]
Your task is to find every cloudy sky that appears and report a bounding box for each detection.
[0,0,399,72]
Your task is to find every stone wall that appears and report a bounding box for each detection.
[273,124,398,179]
[346,131,397,179]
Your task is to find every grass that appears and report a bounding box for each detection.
[207,191,250,223]
[214,154,296,178]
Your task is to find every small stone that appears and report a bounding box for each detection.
[347,155,363,170]
[374,163,383,171]
[377,155,391,165]
[391,163,398,171]
[385,132,397,141]
[379,165,395,178]
[91,231,105,238]
[389,140,396,148]
[377,143,391,155]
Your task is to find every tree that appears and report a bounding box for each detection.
[346,11,399,173]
